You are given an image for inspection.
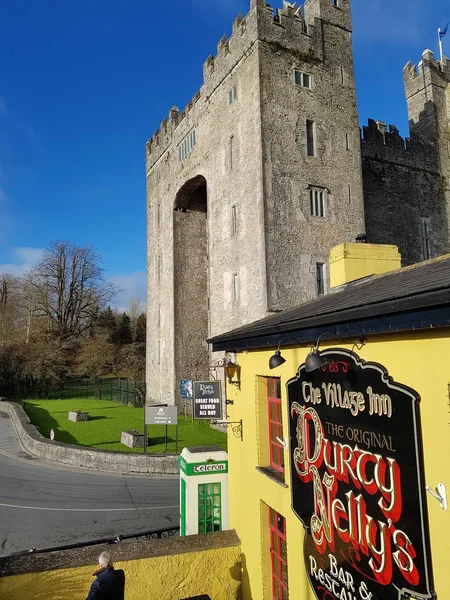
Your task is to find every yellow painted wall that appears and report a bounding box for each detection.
[225,329,450,600]
[0,543,242,600]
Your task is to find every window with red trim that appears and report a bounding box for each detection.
[269,508,288,600]
[266,377,284,473]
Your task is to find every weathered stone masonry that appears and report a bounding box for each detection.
[146,0,366,406]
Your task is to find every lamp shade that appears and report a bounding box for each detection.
[269,350,286,370]
[305,349,327,372]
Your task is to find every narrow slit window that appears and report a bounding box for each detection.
[346,133,350,150]
[306,120,315,156]
[340,65,345,85]
[230,205,237,237]
[420,217,432,260]
[232,273,239,303]
[229,135,234,170]
[316,263,325,296]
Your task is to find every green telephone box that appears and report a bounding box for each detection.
[178,445,229,536]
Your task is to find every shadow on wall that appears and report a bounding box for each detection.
[240,553,251,600]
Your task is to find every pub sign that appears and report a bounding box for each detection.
[193,380,222,420]
[288,349,435,600]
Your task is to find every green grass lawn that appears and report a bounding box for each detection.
[22,398,227,454]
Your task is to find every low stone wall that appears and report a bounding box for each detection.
[0,530,242,600]
[0,402,178,475]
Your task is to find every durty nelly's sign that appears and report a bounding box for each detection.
[288,349,435,600]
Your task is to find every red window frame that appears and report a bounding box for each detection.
[266,378,284,473]
[269,508,288,600]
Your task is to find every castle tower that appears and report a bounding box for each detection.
[146,0,365,406]
[403,50,450,259]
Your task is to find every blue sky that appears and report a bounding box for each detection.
[0,0,448,308]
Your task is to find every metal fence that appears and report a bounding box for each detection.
[0,378,145,407]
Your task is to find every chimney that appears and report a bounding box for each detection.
[329,240,401,288]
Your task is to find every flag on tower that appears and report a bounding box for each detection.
[439,23,448,38]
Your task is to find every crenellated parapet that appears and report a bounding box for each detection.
[361,119,438,171]
[403,49,450,96]
[146,0,342,167]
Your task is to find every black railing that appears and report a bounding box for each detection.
[3,526,179,557]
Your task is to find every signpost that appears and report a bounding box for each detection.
[144,406,178,453]
[288,348,435,600]
[193,381,222,420]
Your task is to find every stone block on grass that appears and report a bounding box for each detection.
[121,430,146,449]
[68,411,90,422]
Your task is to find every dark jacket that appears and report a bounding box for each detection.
[86,566,125,600]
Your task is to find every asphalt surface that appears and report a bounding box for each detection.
[0,412,179,556]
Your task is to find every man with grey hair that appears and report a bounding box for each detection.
[85,550,125,600]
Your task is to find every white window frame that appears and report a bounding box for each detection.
[309,187,326,217]
[294,70,312,89]
[178,129,196,161]
[228,85,238,105]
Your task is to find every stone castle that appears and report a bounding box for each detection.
[146,0,450,406]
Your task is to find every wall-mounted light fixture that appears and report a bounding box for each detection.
[269,336,307,370]
[305,332,366,372]
[269,332,366,372]
[209,357,241,388]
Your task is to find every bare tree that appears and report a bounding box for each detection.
[26,241,117,339]
[127,297,144,341]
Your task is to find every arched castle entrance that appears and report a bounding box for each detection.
[173,175,209,400]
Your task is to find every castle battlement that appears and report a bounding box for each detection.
[403,49,450,95]
[361,119,438,171]
[146,1,326,166]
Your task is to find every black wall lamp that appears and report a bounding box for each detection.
[269,332,366,372]
[305,332,366,372]
[269,337,307,370]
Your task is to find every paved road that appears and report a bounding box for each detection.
[0,413,179,556]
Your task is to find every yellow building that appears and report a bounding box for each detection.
[210,243,450,600]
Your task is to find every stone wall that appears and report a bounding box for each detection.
[0,531,241,600]
[361,119,448,266]
[0,402,178,475]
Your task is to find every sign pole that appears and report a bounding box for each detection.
[143,419,147,453]
[176,423,179,454]
[165,424,168,452]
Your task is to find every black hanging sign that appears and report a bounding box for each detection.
[288,349,436,600]
[193,380,222,420]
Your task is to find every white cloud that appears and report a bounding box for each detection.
[109,271,147,312]
[0,247,44,277]
[0,97,6,115]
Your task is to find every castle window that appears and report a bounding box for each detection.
[294,70,312,89]
[232,273,239,303]
[309,187,326,217]
[345,133,350,150]
[316,263,325,295]
[229,135,235,170]
[332,0,340,7]
[306,120,316,156]
[228,85,238,105]
[178,129,196,161]
[340,65,345,85]
[230,205,237,237]
[420,217,433,260]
